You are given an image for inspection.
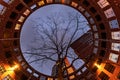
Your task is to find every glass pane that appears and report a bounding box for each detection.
[112,31,120,40]
[104,8,115,18]
[109,19,119,29]
[111,43,120,51]
[109,53,119,63]
[97,0,109,8]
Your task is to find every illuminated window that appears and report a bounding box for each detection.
[109,19,119,29]
[111,31,120,40]
[27,68,32,73]
[3,0,14,4]
[89,18,94,24]
[94,33,99,38]
[47,78,53,80]
[97,0,109,8]
[46,0,53,3]
[18,16,25,22]
[0,65,6,75]
[71,2,78,7]
[33,73,39,78]
[104,63,115,73]
[38,0,45,6]
[92,25,97,31]
[93,47,98,54]
[23,9,30,16]
[94,40,99,46]
[84,11,90,17]
[17,55,23,62]
[69,75,75,79]
[30,4,36,10]
[78,6,85,12]
[111,43,120,51]
[109,53,119,63]
[2,75,13,80]
[104,8,115,18]
[15,24,21,30]
[82,67,87,72]
[0,4,6,15]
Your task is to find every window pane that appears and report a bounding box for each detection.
[71,2,78,8]
[94,33,99,38]
[84,11,90,17]
[93,47,98,54]
[111,31,120,40]
[33,73,39,78]
[97,0,109,8]
[92,25,97,31]
[94,40,99,46]
[109,19,119,29]
[104,8,115,18]
[111,43,120,51]
[109,53,119,63]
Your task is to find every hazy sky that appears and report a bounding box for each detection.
[20,4,90,76]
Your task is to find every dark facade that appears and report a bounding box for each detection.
[71,30,93,59]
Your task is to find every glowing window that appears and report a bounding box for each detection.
[46,0,53,3]
[0,65,6,75]
[93,47,98,54]
[109,53,119,63]
[23,9,30,16]
[71,2,78,7]
[109,19,119,29]
[84,11,90,17]
[92,25,97,31]
[17,55,23,62]
[94,40,99,46]
[47,78,53,80]
[69,75,75,79]
[15,24,21,30]
[111,43,120,51]
[37,1,45,6]
[82,67,87,72]
[2,75,13,80]
[33,73,39,78]
[111,31,120,40]
[104,8,115,18]
[78,6,85,12]
[94,33,99,38]
[30,4,36,10]
[27,68,32,73]
[18,16,25,22]
[89,18,94,24]
[97,0,109,8]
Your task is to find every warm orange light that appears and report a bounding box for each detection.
[94,63,101,69]
[9,64,19,71]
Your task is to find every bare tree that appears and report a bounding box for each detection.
[23,11,89,79]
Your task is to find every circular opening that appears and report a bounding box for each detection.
[20,4,90,76]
